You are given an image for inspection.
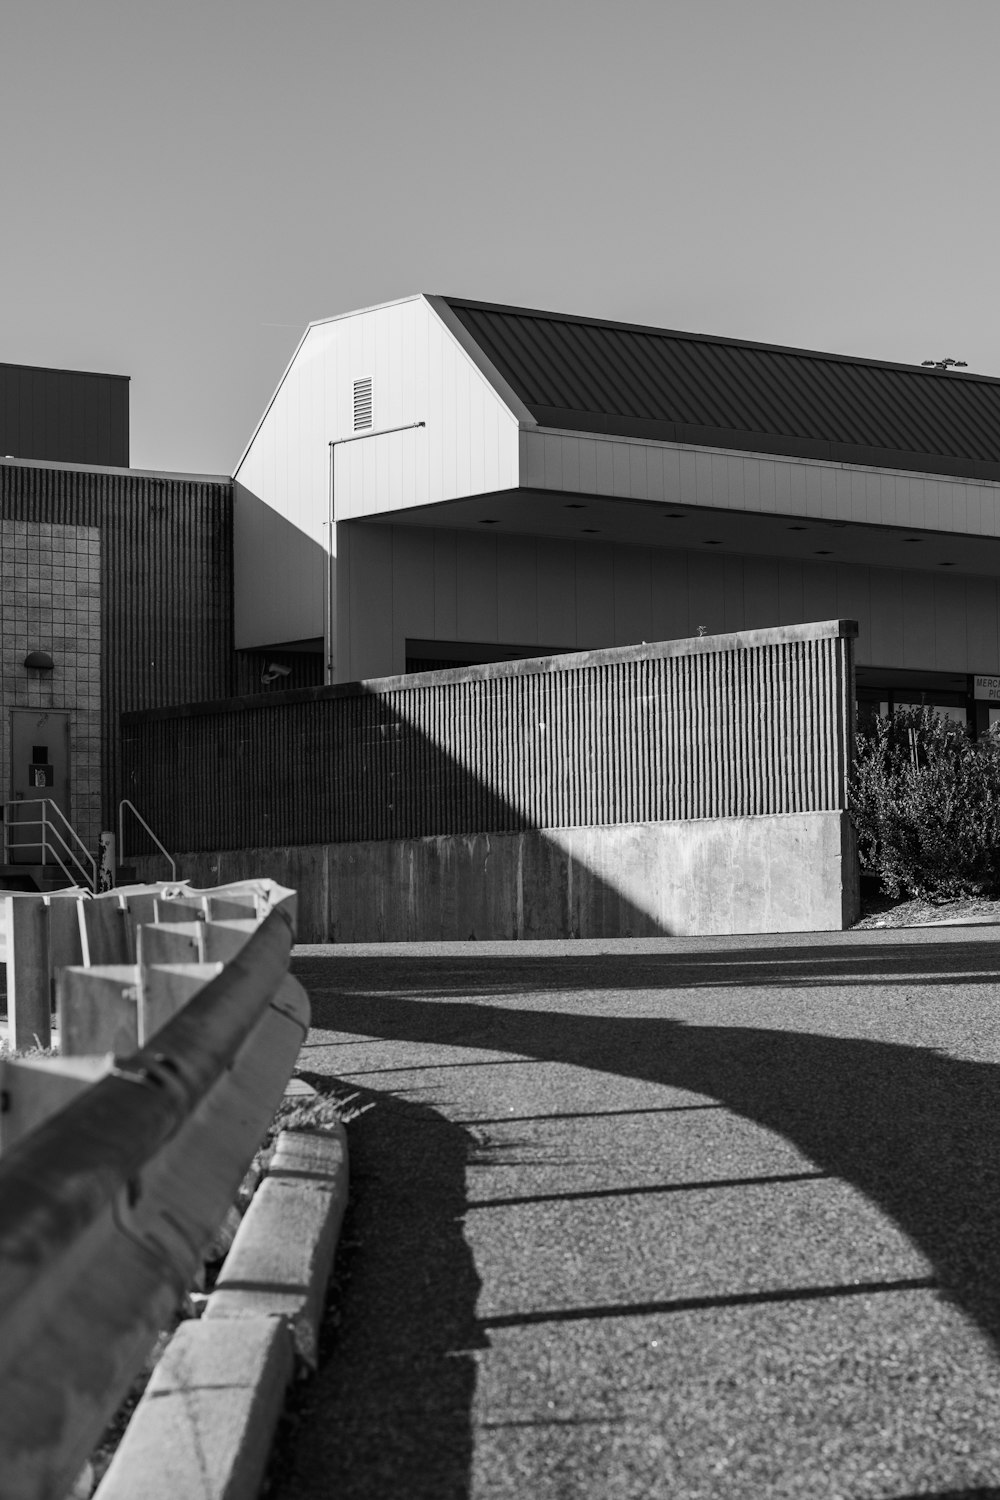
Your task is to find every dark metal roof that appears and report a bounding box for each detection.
[442,298,1000,482]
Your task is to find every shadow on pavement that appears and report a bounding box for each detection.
[279,943,1000,1495]
[298,947,1000,1351]
[266,1079,486,1500]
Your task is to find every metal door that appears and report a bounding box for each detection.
[7,710,71,863]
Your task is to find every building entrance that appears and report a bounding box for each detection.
[7,709,71,863]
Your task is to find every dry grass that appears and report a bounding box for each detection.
[854,891,1000,930]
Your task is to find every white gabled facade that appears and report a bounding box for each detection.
[233,294,523,657]
[233,292,1000,722]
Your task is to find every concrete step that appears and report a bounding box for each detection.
[0,865,80,894]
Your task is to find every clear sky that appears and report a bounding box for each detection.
[2,0,998,475]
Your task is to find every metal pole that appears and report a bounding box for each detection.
[326,444,335,686]
[325,421,425,687]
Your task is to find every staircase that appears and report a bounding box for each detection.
[0,863,84,894]
[1,800,98,894]
[1,800,175,897]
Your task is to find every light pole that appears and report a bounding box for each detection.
[326,420,425,685]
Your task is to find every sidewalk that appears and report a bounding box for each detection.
[264,926,1000,1499]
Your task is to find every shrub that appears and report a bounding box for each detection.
[850,706,1000,899]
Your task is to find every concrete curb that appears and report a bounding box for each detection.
[92,1118,349,1500]
[90,1317,295,1500]
[206,1125,350,1370]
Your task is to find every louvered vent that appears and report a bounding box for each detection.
[353,377,373,431]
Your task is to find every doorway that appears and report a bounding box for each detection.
[6,709,71,864]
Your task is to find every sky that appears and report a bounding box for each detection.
[2,0,999,476]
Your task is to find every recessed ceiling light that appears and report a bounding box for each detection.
[787,525,807,531]
[581,527,600,534]
[939,561,955,567]
[663,512,685,519]
[905,537,922,543]
[564,503,586,510]
[702,539,722,546]
[814,549,832,555]
[478,518,499,525]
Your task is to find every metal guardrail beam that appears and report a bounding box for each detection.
[0,889,308,1500]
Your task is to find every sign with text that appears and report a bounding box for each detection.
[974,675,1000,701]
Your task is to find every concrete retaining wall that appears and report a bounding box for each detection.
[133,811,859,941]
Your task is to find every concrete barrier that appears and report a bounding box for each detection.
[0,889,305,1499]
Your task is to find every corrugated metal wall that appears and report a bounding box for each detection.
[121,621,856,854]
[0,365,129,467]
[1,463,236,824]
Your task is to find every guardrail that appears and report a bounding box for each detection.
[0,878,308,1500]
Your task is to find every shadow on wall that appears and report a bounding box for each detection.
[266,942,1000,1498]
[123,688,676,941]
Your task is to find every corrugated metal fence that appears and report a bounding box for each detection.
[121,621,856,854]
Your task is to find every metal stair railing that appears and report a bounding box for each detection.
[1,799,98,892]
[118,799,178,881]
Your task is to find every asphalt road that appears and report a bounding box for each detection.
[266,927,1000,1500]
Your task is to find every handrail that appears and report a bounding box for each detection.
[1,800,97,891]
[118,798,178,880]
[20,821,79,891]
[0,884,304,1499]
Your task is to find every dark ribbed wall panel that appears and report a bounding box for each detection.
[0,365,129,466]
[122,621,856,854]
[1,462,235,824]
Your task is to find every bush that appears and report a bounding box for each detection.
[850,706,1000,899]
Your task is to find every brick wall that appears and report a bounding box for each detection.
[0,520,102,853]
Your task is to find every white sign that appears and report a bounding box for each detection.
[974,675,1000,701]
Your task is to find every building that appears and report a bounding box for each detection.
[8,299,1000,926]
[235,295,1000,730]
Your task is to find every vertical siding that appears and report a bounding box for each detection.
[234,297,521,656]
[1,462,235,827]
[122,622,857,853]
[0,365,129,467]
[345,519,1000,684]
[520,429,1000,540]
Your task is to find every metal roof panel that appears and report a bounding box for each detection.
[442,298,1000,478]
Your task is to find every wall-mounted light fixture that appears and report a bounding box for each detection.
[23,650,55,671]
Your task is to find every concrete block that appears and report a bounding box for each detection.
[139,963,223,1045]
[78,895,130,966]
[0,1054,113,1155]
[92,1316,294,1500]
[57,965,140,1056]
[153,897,205,924]
[206,1125,349,1369]
[46,892,85,976]
[205,895,260,922]
[201,919,258,963]
[4,894,51,1050]
[137,923,202,966]
[121,890,167,943]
